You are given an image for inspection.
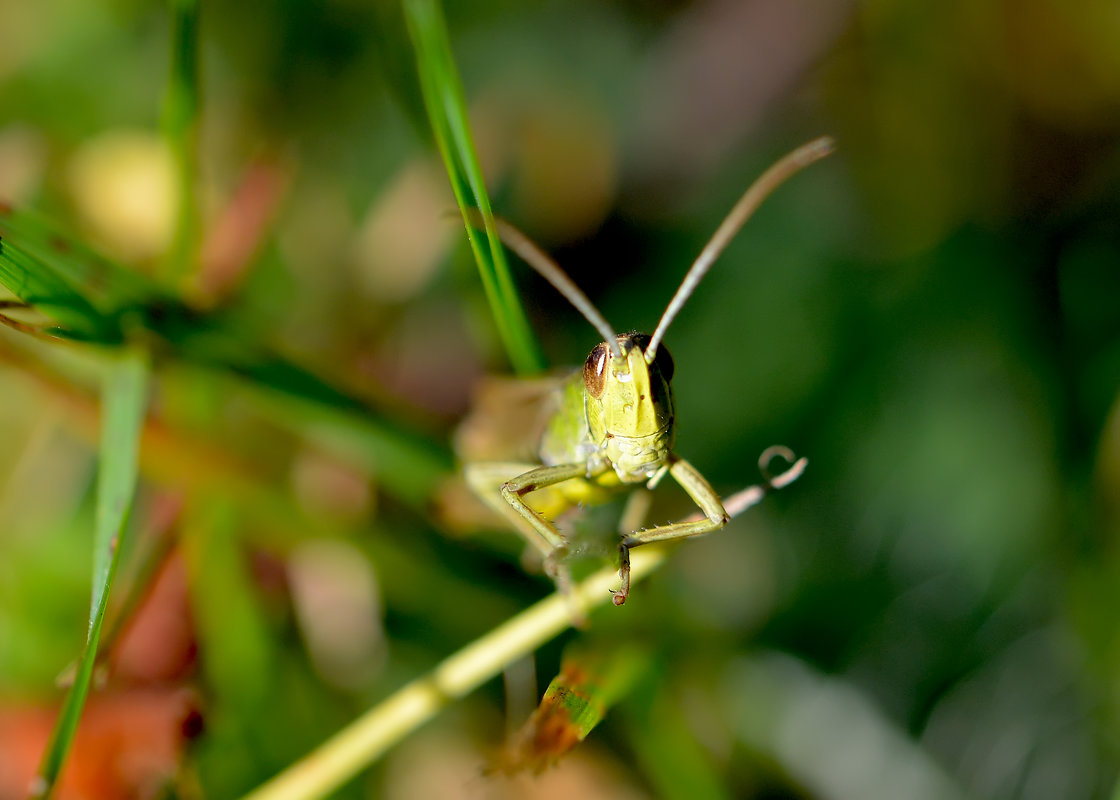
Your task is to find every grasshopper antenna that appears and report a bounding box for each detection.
[464,210,624,358]
[644,135,836,362]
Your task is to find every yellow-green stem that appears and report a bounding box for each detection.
[240,547,666,800]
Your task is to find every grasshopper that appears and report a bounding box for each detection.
[461,136,834,606]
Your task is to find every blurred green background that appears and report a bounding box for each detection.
[1,0,1119,798]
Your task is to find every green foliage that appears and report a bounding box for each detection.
[0,207,147,341]
[502,642,651,772]
[0,2,1118,800]
[161,0,202,286]
[0,208,449,506]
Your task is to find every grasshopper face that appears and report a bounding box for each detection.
[583,333,676,482]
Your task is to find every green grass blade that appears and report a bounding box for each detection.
[181,496,275,790]
[625,679,732,800]
[161,0,201,286]
[182,499,272,707]
[0,205,156,314]
[0,237,112,341]
[403,0,544,375]
[89,351,150,627]
[0,207,162,342]
[31,348,150,799]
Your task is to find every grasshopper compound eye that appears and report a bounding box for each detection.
[654,345,674,382]
[583,342,609,398]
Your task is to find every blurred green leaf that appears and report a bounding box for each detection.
[499,641,649,773]
[0,206,156,313]
[183,498,273,712]
[624,669,731,800]
[0,209,137,342]
[182,497,276,793]
[31,347,149,799]
[726,653,969,800]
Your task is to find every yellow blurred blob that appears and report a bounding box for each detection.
[288,539,384,691]
[507,94,617,244]
[468,87,617,244]
[0,124,46,203]
[1001,0,1120,127]
[352,161,455,302]
[68,129,177,263]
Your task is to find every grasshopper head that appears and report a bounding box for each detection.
[584,333,675,481]
[484,138,835,476]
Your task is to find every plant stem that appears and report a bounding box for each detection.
[240,547,666,800]
[162,0,201,287]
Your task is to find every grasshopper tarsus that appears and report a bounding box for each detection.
[613,544,632,606]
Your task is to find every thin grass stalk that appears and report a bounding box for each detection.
[30,350,150,799]
[403,0,544,375]
[162,0,201,287]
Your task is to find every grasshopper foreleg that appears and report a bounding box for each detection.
[499,462,590,595]
[466,460,600,619]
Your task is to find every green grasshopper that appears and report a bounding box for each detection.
[462,136,834,606]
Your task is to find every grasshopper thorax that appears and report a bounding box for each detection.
[584,333,676,482]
